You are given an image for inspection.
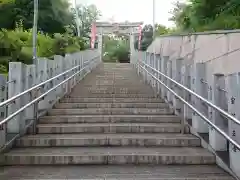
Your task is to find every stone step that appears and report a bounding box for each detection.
[69,94,159,98]
[73,86,152,90]
[75,86,153,90]
[0,165,234,180]
[16,134,200,147]
[60,97,164,103]
[80,76,144,78]
[80,77,144,79]
[78,81,148,85]
[71,90,154,94]
[81,81,145,83]
[80,81,146,85]
[88,78,142,81]
[54,102,169,109]
[89,74,140,76]
[82,79,143,81]
[79,84,150,87]
[39,115,181,124]
[37,123,182,134]
[47,108,173,116]
[81,83,148,86]
[82,77,144,79]
[4,147,215,165]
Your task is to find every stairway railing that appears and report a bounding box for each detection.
[0,53,100,152]
[132,52,240,178]
[138,60,240,150]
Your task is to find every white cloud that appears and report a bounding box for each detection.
[73,0,183,27]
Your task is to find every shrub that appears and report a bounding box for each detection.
[0,27,87,73]
[110,43,130,63]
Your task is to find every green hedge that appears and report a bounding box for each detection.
[0,28,88,73]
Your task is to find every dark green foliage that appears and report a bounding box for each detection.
[0,28,87,73]
[113,44,130,63]
[170,0,240,32]
[134,24,172,51]
[134,24,153,51]
[0,0,73,34]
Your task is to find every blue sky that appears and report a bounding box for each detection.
[72,0,185,27]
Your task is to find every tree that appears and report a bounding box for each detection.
[0,0,16,29]
[170,0,240,32]
[0,0,73,34]
[169,1,192,31]
[155,24,171,36]
[136,24,154,51]
[73,4,101,37]
[134,24,171,51]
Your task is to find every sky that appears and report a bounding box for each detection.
[72,0,185,27]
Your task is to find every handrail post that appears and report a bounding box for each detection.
[172,58,183,115]
[150,53,154,87]
[47,60,55,108]
[80,53,84,81]
[137,51,141,75]
[54,55,62,98]
[7,63,24,134]
[151,53,156,88]
[146,52,151,84]
[0,75,7,147]
[77,53,81,83]
[167,60,173,104]
[160,56,168,100]
[32,100,38,135]
[226,72,240,177]
[60,55,66,98]
[181,64,192,122]
[68,54,74,91]
[37,58,49,111]
[73,56,78,87]
[153,54,158,92]
[192,63,209,133]
[64,55,71,96]
[24,65,36,134]
[156,54,161,96]
[143,52,147,83]
[209,74,228,151]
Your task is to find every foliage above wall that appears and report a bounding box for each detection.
[134,0,240,51]
[0,25,88,73]
[169,0,240,32]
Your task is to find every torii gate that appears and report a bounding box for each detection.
[95,21,143,61]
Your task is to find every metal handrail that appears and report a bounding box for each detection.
[0,58,97,126]
[0,60,89,108]
[139,60,240,126]
[138,63,240,150]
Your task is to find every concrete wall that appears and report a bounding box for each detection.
[147,32,240,76]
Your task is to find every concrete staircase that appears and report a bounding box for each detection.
[1,63,234,179]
